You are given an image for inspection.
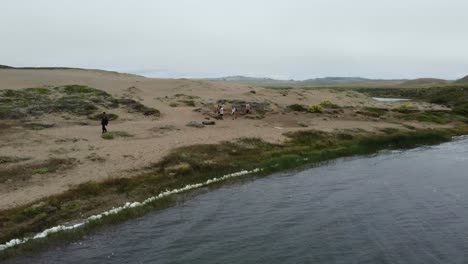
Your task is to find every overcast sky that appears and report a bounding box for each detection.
[1,0,467,80]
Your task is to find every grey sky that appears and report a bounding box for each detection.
[1,0,467,79]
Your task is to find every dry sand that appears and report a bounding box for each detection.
[0,69,451,209]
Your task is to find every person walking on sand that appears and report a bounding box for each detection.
[215,105,221,119]
[245,103,251,114]
[101,112,109,134]
[231,105,237,120]
[219,105,224,120]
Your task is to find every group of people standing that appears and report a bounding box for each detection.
[100,103,253,134]
[215,103,251,120]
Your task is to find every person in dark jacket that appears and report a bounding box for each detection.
[101,112,109,133]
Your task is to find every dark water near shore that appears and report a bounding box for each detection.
[8,138,468,264]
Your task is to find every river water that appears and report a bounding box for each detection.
[8,138,468,264]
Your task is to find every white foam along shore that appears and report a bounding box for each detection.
[372,97,411,102]
[0,168,262,252]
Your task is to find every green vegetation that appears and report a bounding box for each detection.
[308,105,324,113]
[179,100,196,107]
[398,103,414,109]
[0,86,159,120]
[22,123,55,130]
[2,125,467,260]
[320,100,339,109]
[287,104,307,112]
[101,131,133,140]
[88,113,118,121]
[32,168,49,175]
[350,85,467,106]
[402,111,467,124]
[454,75,468,84]
[358,107,389,117]
[101,133,114,140]
[394,103,416,113]
[118,99,160,116]
[25,88,51,94]
[0,156,30,165]
[0,158,75,183]
[174,94,199,100]
[365,107,387,115]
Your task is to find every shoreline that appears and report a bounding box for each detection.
[1,126,467,260]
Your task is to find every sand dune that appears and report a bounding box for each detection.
[0,69,450,209]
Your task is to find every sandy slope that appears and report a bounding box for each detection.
[0,69,450,209]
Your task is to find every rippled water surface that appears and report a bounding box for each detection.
[8,138,468,264]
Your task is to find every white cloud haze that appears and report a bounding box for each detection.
[1,0,467,79]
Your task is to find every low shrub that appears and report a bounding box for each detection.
[118,99,160,116]
[88,113,118,121]
[308,105,324,113]
[101,131,133,140]
[101,133,114,140]
[179,100,196,107]
[320,100,339,108]
[287,104,307,112]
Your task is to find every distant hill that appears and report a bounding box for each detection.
[400,78,449,87]
[0,64,143,77]
[455,75,468,84]
[206,76,407,87]
[0,64,83,70]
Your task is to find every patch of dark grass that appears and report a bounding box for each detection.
[453,103,468,116]
[22,123,55,130]
[284,130,329,146]
[364,107,388,116]
[32,168,49,174]
[54,96,99,115]
[0,89,53,118]
[402,111,466,124]
[0,158,75,183]
[101,131,133,140]
[287,104,307,112]
[25,88,51,95]
[0,86,157,120]
[61,85,111,97]
[320,100,339,109]
[101,133,114,140]
[178,100,196,107]
[174,94,199,99]
[118,99,160,116]
[87,113,118,121]
[0,156,30,165]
